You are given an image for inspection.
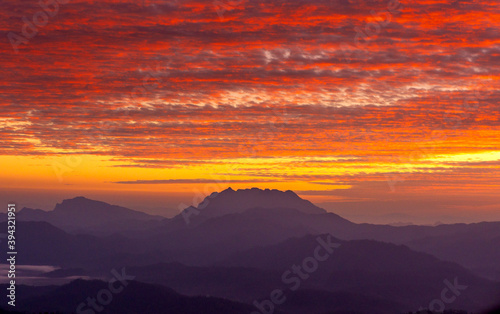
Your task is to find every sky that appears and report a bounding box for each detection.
[0,0,499,223]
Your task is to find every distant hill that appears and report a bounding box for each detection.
[125,234,500,313]
[13,197,164,235]
[4,189,500,313]
[217,234,500,312]
[406,223,500,280]
[7,202,500,284]
[0,280,259,314]
[0,221,127,268]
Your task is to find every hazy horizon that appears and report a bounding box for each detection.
[3,187,500,225]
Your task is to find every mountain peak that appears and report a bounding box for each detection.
[72,196,90,200]
[50,196,163,223]
[54,197,110,212]
[15,197,164,235]
[188,188,326,218]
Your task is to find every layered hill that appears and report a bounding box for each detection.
[12,197,164,235]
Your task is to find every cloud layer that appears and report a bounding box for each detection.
[1,0,499,210]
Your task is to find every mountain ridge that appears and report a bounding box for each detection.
[14,196,164,235]
[176,187,329,224]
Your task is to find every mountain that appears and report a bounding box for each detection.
[0,280,259,314]
[405,223,500,280]
[5,189,500,313]
[6,189,500,279]
[218,234,500,313]
[177,188,326,223]
[153,206,351,265]
[123,234,500,313]
[14,197,164,235]
[9,199,500,283]
[129,261,404,314]
[0,221,129,268]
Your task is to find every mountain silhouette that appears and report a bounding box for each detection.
[177,188,326,223]
[0,279,259,314]
[15,196,164,235]
[3,189,500,313]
